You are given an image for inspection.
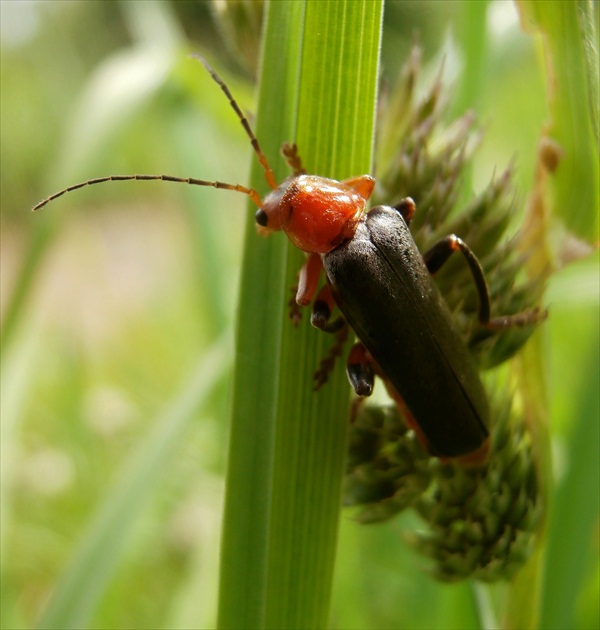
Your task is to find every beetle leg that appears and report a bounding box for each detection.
[287,283,303,325]
[341,175,376,201]
[424,235,492,322]
[313,324,349,391]
[346,342,375,397]
[423,234,545,329]
[392,197,416,225]
[281,142,307,176]
[349,396,366,424]
[311,284,345,333]
[295,256,348,389]
[296,252,323,306]
[484,307,546,329]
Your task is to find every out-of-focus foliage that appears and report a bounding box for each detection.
[1,2,598,630]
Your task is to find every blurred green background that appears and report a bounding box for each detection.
[1,1,598,629]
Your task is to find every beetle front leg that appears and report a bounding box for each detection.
[423,235,544,329]
[291,251,328,323]
[289,252,324,324]
[296,252,322,307]
[296,253,345,330]
[281,142,307,176]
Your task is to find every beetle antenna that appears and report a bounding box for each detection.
[33,54,278,212]
[32,175,262,212]
[190,53,278,191]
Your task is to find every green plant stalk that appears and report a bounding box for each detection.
[540,345,599,630]
[509,1,599,627]
[517,0,599,240]
[451,0,489,117]
[499,338,548,630]
[217,2,383,629]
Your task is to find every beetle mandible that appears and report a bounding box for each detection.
[34,54,542,460]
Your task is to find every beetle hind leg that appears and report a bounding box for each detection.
[485,307,547,330]
[423,234,546,329]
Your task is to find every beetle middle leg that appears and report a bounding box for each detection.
[423,234,544,329]
[313,324,349,390]
[346,341,375,397]
[295,253,348,389]
[310,281,349,390]
[392,197,416,225]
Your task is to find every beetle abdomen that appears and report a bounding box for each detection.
[323,206,489,457]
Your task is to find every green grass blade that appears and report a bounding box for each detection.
[218,2,383,629]
[267,4,383,629]
[36,341,229,629]
[217,3,306,628]
[451,0,490,116]
[1,1,183,357]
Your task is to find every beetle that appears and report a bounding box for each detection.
[34,54,542,460]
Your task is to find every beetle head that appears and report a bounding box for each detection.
[256,174,372,254]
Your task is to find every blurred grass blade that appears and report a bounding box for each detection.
[1,1,183,357]
[518,0,599,241]
[218,1,383,629]
[36,340,229,629]
[540,345,599,630]
[451,0,490,116]
[0,326,44,563]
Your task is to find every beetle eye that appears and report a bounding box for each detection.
[255,209,268,226]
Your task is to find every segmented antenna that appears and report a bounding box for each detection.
[32,175,262,211]
[190,54,278,191]
[33,55,278,211]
